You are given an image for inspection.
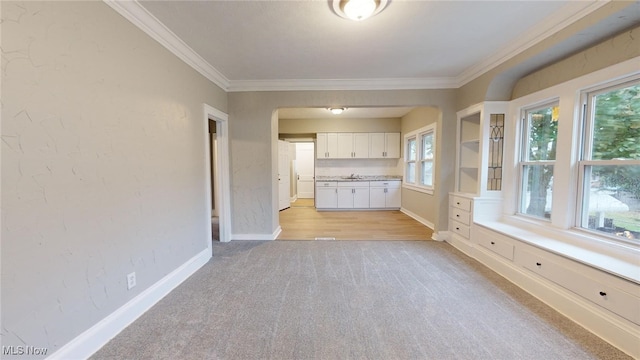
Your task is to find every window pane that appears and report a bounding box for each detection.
[581,165,640,242]
[408,138,416,161]
[525,105,558,161]
[591,84,640,160]
[422,133,433,160]
[521,164,554,219]
[406,163,415,183]
[421,161,433,186]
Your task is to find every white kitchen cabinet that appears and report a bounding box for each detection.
[315,182,338,208]
[337,133,369,158]
[337,181,370,208]
[369,133,400,159]
[369,180,401,208]
[316,133,338,158]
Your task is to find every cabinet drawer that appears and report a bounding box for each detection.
[371,180,401,189]
[338,181,369,187]
[451,196,472,212]
[520,250,640,325]
[477,235,514,261]
[450,220,470,239]
[317,182,337,187]
[450,208,470,226]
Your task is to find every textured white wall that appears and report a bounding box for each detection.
[1,1,226,355]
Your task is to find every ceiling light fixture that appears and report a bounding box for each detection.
[332,0,389,21]
[329,107,346,115]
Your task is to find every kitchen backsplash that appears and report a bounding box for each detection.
[315,158,402,177]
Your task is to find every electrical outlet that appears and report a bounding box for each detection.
[127,272,136,290]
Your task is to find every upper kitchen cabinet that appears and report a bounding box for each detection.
[337,133,369,158]
[455,102,507,197]
[317,133,338,158]
[369,133,400,159]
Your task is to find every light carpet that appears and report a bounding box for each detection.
[92,240,630,359]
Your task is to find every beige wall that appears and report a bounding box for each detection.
[400,107,442,226]
[279,117,401,134]
[228,90,457,236]
[512,25,640,99]
[456,1,636,110]
[1,1,227,355]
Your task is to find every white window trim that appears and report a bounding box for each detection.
[403,123,436,195]
[517,101,559,221]
[498,57,640,271]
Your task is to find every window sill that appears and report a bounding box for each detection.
[475,216,640,284]
[402,183,434,195]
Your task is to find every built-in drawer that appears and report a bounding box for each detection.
[520,250,640,325]
[477,235,514,261]
[317,181,337,187]
[450,220,470,239]
[451,195,472,212]
[450,207,471,226]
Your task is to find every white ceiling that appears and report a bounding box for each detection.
[110,1,639,118]
[133,0,617,90]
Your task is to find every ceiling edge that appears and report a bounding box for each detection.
[227,78,459,92]
[103,0,230,91]
[456,0,610,87]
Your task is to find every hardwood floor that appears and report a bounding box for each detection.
[278,199,433,240]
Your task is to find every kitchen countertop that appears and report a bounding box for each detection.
[316,175,402,182]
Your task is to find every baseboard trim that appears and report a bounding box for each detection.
[400,208,435,230]
[432,230,450,242]
[232,226,281,241]
[47,248,211,360]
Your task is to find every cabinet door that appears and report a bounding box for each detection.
[337,188,354,208]
[385,186,401,208]
[353,187,370,208]
[337,133,353,158]
[369,133,385,158]
[385,133,401,158]
[369,187,386,208]
[353,133,369,158]
[316,187,337,208]
[326,133,338,158]
[316,133,327,158]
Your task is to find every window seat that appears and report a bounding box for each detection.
[475,217,640,284]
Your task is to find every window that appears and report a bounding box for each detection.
[578,79,640,243]
[519,102,559,220]
[404,124,436,193]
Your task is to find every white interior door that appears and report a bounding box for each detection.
[296,143,315,198]
[278,140,291,210]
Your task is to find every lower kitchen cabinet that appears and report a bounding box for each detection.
[369,181,401,209]
[337,182,370,208]
[315,182,338,209]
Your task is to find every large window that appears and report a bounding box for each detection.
[519,102,559,220]
[404,124,436,193]
[578,79,640,243]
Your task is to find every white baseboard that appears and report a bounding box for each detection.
[432,230,450,242]
[399,208,435,230]
[232,226,281,241]
[47,248,211,360]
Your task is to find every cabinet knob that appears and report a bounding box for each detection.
[456,214,460,217]
[535,262,541,266]
[455,227,460,230]
[599,291,607,297]
[456,202,461,205]
[490,241,495,245]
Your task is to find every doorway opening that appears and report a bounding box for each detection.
[292,142,315,208]
[204,104,231,250]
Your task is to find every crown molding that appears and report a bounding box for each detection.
[456,0,610,87]
[227,77,459,92]
[103,0,230,91]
